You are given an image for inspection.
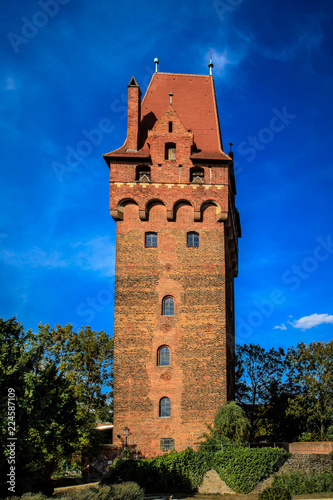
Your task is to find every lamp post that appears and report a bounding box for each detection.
[123,426,130,455]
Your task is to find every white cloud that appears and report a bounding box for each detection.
[289,313,333,331]
[273,323,287,330]
[4,77,16,90]
[0,236,115,277]
[72,236,115,276]
[210,45,248,76]
[0,247,67,269]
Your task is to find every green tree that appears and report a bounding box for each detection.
[235,344,288,439]
[22,363,80,480]
[199,401,249,450]
[0,318,80,495]
[0,317,114,495]
[28,323,113,465]
[287,341,333,441]
[32,323,114,422]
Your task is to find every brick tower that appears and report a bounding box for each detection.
[103,64,240,457]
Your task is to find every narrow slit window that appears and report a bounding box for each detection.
[168,121,173,133]
[163,297,174,316]
[145,232,157,247]
[159,397,171,417]
[187,232,199,247]
[158,346,171,366]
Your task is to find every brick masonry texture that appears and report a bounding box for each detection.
[104,71,240,457]
[289,442,333,454]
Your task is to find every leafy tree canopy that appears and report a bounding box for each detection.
[287,341,333,441]
[0,317,113,493]
[30,323,113,421]
[235,343,302,442]
[199,401,249,451]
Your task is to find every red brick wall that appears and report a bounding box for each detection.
[126,81,141,151]
[289,442,333,454]
[109,93,238,457]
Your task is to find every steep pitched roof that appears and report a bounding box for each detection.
[103,72,230,161]
[140,72,229,160]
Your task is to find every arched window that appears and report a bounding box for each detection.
[165,142,176,160]
[145,232,157,247]
[136,165,151,182]
[187,232,199,247]
[158,346,170,366]
[190,167,204,183]
[162,296,174,316]
[159,397,171,417]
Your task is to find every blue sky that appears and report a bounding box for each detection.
[1,0,333,350]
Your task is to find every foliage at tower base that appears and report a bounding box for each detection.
[235,342,333,443]
[199,401,250,451]
[0,317,113,496]
[286,341,333,441]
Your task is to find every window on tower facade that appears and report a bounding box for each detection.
[162,296,174,316]
[160,437,175,452]
[145,232,157,247]
[165,142,176,160]
[190,167,204,183]
[157,346,171,366]
[136,165,151,182]
[187,232,199,247]
[159,397,171,417]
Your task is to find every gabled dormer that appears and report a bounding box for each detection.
[148,103,193,165]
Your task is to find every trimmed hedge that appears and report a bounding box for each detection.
[272,471,333,495]
[102,448,213,494]
[102,447,289,495]
[258,485,292,500]
[213,447,290,494]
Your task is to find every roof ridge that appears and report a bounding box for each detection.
[155,72,213,78]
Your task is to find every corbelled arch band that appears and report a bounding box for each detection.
[111,197,227,222]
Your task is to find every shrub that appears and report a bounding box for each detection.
[327,425,333,441]
[258,485,291,500]
[297,431,317,442]
[102,447,289,495]
[199,401,250,451]
[213,446,290,494]
[272,471,333,494]
[109,482,144,500]
[102,448,213,494]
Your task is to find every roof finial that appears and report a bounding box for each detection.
[169,92,173,104]
[154,57,159,73]
[208,49,214,76]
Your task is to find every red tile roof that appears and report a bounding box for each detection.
[104,72,230,161]
[141,72,228,158]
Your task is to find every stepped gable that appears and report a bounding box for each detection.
[104,72,231,161]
